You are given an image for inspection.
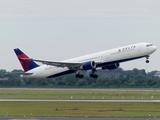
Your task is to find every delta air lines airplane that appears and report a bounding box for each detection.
[14,42,157,78]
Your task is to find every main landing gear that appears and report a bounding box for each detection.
[75,74,84,78]
[90,74,98,78]
[90,69,98,78]
[75,73,98,78]
[75,69,98,79]
[146,56,150,63]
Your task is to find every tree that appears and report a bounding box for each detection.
[0,69,6,77]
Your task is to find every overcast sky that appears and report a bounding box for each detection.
[0,0,160,72]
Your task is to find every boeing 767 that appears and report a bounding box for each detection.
[14,42,157,78]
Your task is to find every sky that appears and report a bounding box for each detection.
[0,0,160,72]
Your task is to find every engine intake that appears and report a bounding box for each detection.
[102,63,120,70]
[81,61,96,70]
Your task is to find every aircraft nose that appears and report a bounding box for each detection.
[153,46,157,52]
[147,45,157,54]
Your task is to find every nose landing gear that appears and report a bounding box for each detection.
[146,56,150,63]
[146,60,149,63]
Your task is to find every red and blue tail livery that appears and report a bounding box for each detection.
[14,48,39,72]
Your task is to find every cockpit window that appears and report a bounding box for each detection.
[146,44,153,47]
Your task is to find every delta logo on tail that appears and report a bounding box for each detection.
[14,48,39,72]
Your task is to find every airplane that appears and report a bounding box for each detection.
[14,42,157,79]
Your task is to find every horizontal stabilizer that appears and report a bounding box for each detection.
[9,72,33,75]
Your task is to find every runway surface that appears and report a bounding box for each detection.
[0,99,160,102]
[0,117,160,120]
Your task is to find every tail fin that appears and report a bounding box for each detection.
[14,48,39,72]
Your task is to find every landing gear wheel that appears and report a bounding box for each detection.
[93,74,98,78]
[146,60,149,63]
[146,56,150,63]
[90,74,98,78]
[75,74,84,78]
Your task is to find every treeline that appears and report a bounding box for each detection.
[0,68,159,88]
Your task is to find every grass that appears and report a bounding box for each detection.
[0,88,159,99]
[0,88,159,117]
[0,102,160,117]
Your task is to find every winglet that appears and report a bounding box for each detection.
[14,48,39,72]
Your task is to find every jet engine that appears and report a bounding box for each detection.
[102,63,120,70]
[81,61,96,70]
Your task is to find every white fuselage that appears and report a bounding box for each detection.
[22,42,157,78]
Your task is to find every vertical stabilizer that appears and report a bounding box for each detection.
[14,48,39,72]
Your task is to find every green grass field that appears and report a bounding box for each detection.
[0,88,160,117]
[0,88,159,99]
[0,102,160,117]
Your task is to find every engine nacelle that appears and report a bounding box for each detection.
[81,61,96,70]
[102,63,120,70]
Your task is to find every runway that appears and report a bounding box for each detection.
[0,99,160,102]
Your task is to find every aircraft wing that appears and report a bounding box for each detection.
[24,58,101,70]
